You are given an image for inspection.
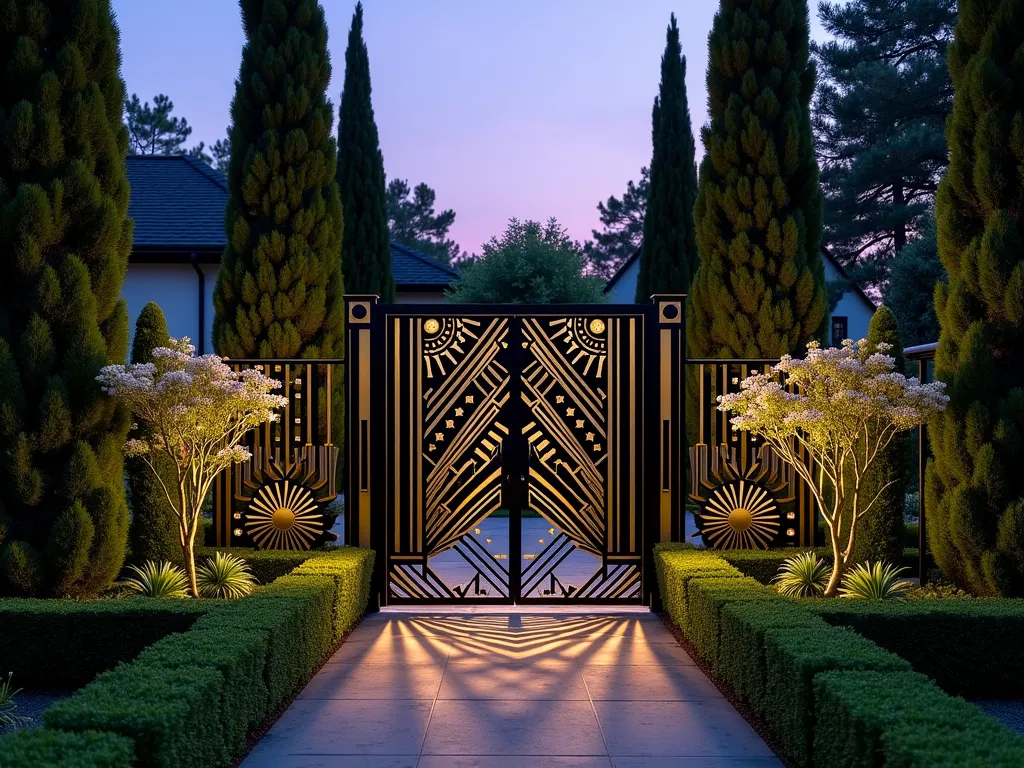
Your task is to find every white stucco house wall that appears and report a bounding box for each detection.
[603,246,875,346]
[122,155,459,352]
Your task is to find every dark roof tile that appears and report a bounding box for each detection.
[125,155,456,287]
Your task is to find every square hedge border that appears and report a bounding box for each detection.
[0,546,374,768]
[653,544,1024,767]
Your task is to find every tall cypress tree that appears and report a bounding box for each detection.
[0,0,132,597]
[688,0,827,358]
[126,303,179,565]
[213,0,344,362]
[926,0,1024,596]
[635,14,699,302]
[337,2,393,303]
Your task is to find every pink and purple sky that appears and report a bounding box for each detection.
[113,0,829,257]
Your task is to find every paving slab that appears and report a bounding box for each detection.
[241,610,779,767]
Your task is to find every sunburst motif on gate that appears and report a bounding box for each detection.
[245,480,323,550]
[698,480,780,549]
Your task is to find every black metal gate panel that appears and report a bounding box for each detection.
[341,298,687,605]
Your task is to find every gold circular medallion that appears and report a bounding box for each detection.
[727,507,753,532]
[271,507,296,531]
[589,318,606,335]
[424,319,440,334]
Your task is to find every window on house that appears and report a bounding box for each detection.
[831,316,848,348]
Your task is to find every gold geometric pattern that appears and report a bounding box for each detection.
[245,480,323,550]
[699,480,780,549]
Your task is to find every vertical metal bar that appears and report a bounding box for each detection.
[918,358,927,585]
[507,316,524,602]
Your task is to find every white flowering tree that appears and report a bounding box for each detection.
[97,338,287,597]
[718,340,948,597]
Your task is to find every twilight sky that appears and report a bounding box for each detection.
[113,0,829,257]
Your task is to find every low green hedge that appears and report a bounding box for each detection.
[0,600,208,688]
[763,626,912,766]
[0,729,134,768]
[814,670,1024,768]
[807,599,1024,698]
[655,547,1022,767]
[718,600,829,711]
[720,547,932,585]
[8,547,376,768]
[45,666,224,768]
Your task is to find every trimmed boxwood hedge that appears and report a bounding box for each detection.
[655,547,1024,767]
[814,670,1024,768]
[194,547,322,585]
[806,599,1024,698]
[0,600,208,688]
[1,547,375,768]
[0,729,134,768]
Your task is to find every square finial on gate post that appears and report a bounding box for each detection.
[650,294,685,325]
[345,294,378,325]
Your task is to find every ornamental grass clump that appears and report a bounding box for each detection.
[719,339,948,597]
[121,561,189,599]
[773,551,828,598]
[97,338,286,597]
[839,561,912,600]
[0,672,25,728]
[197,552,256,599]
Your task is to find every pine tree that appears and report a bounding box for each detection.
[126,304,179,565]
[843,307,906,565]
[814,0,956,291]
[883,212,946,347]
[213,0,345,479]
[635,15,698,302]
[337,2,393,302]
[688,0,827,358]
[926,0,1024,596]
[0,0,132,597]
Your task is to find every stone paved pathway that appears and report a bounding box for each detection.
[242,609,780,767]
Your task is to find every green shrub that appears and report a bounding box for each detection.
[762,627,912,767]
[806,599,1024,697]
[814,670,1024,768]
[686,576,778,669]
[0,599,208,688]
[774,551,829,597]
[133,629,269,759]
[718,601,829,711]
[45,666,224,768]
[0,541,43,596]
[0,729,134,768]
[722,548,832,584]
[839,561,912,600]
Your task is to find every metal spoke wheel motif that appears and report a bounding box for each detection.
[245,479,324,550]
[696,479,780,550]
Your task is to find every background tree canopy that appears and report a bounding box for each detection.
[813,0,956,291]
[447,218,605,304]
[386,179,463,264]
[125,92,208,161]
[583,166,649,280]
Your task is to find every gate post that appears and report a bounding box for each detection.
[343,295,378,554]
[646,294,686,609]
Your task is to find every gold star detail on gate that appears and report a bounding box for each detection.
[556,395,564,404]
[566,407,575,416]
[465,395,474,404]
[585,432,595,442]
[428,444,436,452]
[593,444,602,452]
[445,420,454,428]
[575,420,584,429]
[455,408,464,416]
[434,432,445,441]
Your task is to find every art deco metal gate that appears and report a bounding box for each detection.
[344,296,687,606]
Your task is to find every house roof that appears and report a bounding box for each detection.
[604,244,876,313]
[124,154,457,288]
